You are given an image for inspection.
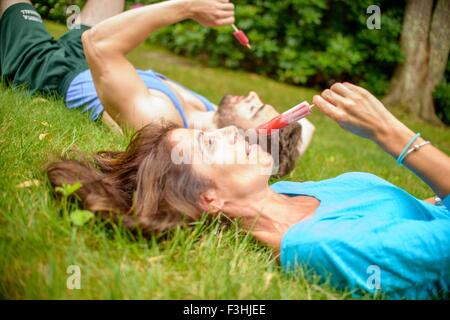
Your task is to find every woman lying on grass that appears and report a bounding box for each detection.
[48,83,450,299]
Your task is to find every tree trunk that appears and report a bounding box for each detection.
[383,0,450,124]
[421,0,450,121]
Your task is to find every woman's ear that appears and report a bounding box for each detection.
[198,189,224,213]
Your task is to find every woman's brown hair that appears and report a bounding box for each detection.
[47,122,214,234]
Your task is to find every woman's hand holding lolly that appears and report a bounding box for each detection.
[313,83,450,199]
[313,82,407,142]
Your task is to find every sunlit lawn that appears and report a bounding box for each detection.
[0,21,449,299]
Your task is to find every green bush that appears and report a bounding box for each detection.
[144,0,405,98]
[34,0,449,124]
[33,0,85,23]
[34,0,403,97]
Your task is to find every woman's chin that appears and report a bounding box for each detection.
[248,145,273,174]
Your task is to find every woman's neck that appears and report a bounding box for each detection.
[222,187,320,252]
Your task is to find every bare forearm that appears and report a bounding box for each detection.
[85,0,191,56]
[377,125,450,198]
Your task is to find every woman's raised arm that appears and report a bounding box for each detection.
[313,83,450,200]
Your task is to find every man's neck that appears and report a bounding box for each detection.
[186,111,218,131]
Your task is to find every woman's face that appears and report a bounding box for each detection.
[168,126,273,208]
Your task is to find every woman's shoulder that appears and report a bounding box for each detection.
[334,171,388,183]
[271,172,389,191]
[333,172,395,189]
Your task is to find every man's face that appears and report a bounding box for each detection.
[218,92,280,129]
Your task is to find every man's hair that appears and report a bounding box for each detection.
[265,122,302,177]
[215,100,302,177]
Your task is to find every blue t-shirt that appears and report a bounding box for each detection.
[271,172,450,299]
[65,69,215,126]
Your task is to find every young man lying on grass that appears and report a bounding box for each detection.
[0,0,315,177]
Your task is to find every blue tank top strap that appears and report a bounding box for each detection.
[194,93,216,112]
[149,70,216,112]
[137,70,189,128]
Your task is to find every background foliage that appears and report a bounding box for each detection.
[33,0,449,124]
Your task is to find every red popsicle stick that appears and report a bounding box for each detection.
[232,24,251,49]
[257,102,313,135]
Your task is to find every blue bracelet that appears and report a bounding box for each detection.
[396,133,421,166]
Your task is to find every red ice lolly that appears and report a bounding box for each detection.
[232,24,251,49]
[257,101,313,135]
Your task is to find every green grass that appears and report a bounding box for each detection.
[1,21,449,300]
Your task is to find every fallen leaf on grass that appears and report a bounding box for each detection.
[39,133,49,140]
[148,256,164,263]
[263,272,274,290]
[16,179,41,188]
[31,97,49,104]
